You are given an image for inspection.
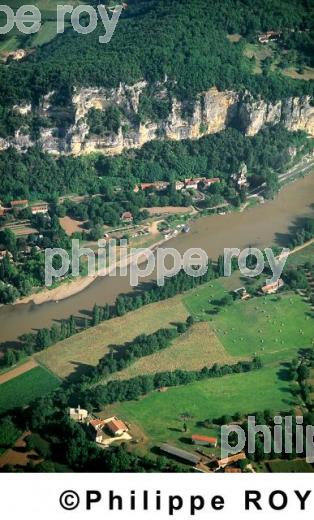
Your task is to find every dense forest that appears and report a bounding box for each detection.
[0,125,311,203]
[0,0,313,137]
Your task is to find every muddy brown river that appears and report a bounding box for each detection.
[0,174,313,344]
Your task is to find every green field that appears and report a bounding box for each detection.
[184,286,313,359]
[0,366,60,413]
[212,294,313,358]
[103,366,296,449]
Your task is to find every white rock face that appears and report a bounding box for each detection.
[2,82,314,156]
[238,93,314,136]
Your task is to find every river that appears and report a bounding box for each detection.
[0,174,313,344]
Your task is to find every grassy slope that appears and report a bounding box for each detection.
[0,366,60,413]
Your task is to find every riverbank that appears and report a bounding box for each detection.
[12,231,174,307]
[0,172,313,344]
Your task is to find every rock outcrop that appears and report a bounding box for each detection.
[238,93,314,136]
[1,82,313,156]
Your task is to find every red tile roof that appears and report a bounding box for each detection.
[106,418,127,434]
[192,434,217,444]
[11,199,28,207]
[89,419,105,430]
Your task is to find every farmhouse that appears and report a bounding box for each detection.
[105,417,128,437]
[159,443,201,465]
[261,278,284,295]
[191,434,218,447]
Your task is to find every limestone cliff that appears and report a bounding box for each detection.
[238,93,314,136]
[1,83,313,156]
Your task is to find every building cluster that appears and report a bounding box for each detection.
[159,437,247,473]
[69,407,132,447]
[0,199,49,218]
[133,177,220,193]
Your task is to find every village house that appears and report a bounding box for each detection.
[89,419,107,443]
[138,181,170,192]
[69,406,88,423]
[185,179,199,190]
[10,199,28,211]
[201,178,220,189]
[261,278,284,295]
[175,180,185,191]
[30,202,49,215]
[121,211,133,223]
[191,434,218,447]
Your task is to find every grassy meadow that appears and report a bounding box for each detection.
[103,365,295,449]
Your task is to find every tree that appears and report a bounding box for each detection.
[92,304,100,326]
[4,349,17,367]
[0,417,20,448]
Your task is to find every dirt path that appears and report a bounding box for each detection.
[0,359,38,384]
[290,238,314,255]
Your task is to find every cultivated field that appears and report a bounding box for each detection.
[59,216,86,236]
[112,322,236,382]
[36,297,189,379]
[0,359,38,384]
[0,366,60,413]
[103,366,295,448]
[266,459,314,473]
